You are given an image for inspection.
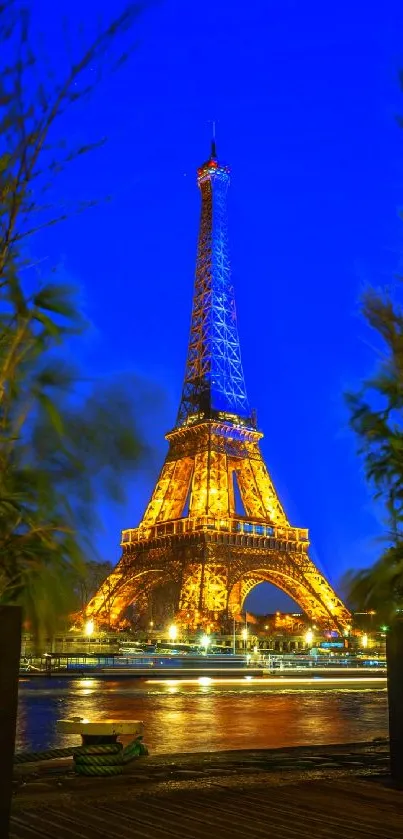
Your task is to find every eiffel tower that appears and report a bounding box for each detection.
[86,140,351,633]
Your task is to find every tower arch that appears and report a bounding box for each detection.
[228,568,336,626]
[86,566,181,627]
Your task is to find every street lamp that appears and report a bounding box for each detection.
[85,619,94,637]
[201,634,210,653]
[305,629,313,647]
[361,633,368,649]
[85,619,94,654]
[168,624,178,642]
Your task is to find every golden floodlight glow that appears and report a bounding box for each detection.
[168,624,178,642]
[361,634,369,648]
[305,629,314,645]
[84,619,94,638]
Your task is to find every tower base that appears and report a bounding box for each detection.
[85,516,351,633]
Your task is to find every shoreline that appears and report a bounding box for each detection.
[13,738,390,800]
[19,666,387,681]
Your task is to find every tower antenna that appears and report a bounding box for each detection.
[211,119,217,158]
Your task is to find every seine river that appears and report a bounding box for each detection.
[16,677,388,754]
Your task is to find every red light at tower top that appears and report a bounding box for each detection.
[196,131,231,179]
[197,140,230,181]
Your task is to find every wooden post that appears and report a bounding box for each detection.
[0,605,22,836]
[386,620,403,788]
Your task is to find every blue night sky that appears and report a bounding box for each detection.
[33,0,403,613]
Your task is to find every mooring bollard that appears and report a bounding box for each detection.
[57,718,148,776]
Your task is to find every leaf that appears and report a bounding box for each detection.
[33,309,62,339]
[37,392,64,436]
[33,283,80,319]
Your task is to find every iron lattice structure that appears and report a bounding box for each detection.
[177,143,251,426]
[86,143,351,633]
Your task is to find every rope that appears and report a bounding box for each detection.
[72,737,148,776]
[14,747,77,764]
[14,737,149,776]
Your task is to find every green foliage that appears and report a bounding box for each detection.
[0,4,154,639]
[345,287,403,621]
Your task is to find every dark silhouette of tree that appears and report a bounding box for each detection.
[345,287,403,621]
[0,6,155,833]
[346,281,403,788]
[0,2,153,639]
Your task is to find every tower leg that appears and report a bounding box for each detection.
[177,559,229,630]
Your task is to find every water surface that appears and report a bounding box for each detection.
[17,677,388,754]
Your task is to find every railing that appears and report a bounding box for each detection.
[121,516,309,545]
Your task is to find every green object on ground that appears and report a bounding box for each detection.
[75,751,124,766]
[72,736,147,776]
[75,763,124,776]
[74,742,122,755]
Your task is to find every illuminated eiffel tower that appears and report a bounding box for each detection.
[86,140,350,633]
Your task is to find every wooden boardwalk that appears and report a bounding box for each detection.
[10,774,403,838]
[10,742,402,838]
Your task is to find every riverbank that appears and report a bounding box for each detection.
[19,666,386,680]
[11,740,401,838]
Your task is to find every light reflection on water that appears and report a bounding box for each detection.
[16,678,388,754]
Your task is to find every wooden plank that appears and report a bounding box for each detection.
[10,777,403,839]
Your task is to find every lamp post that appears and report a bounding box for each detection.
[304,628,314,648]
[85,619,94,655]
[148,620,154,644]
[242,626,248,658]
